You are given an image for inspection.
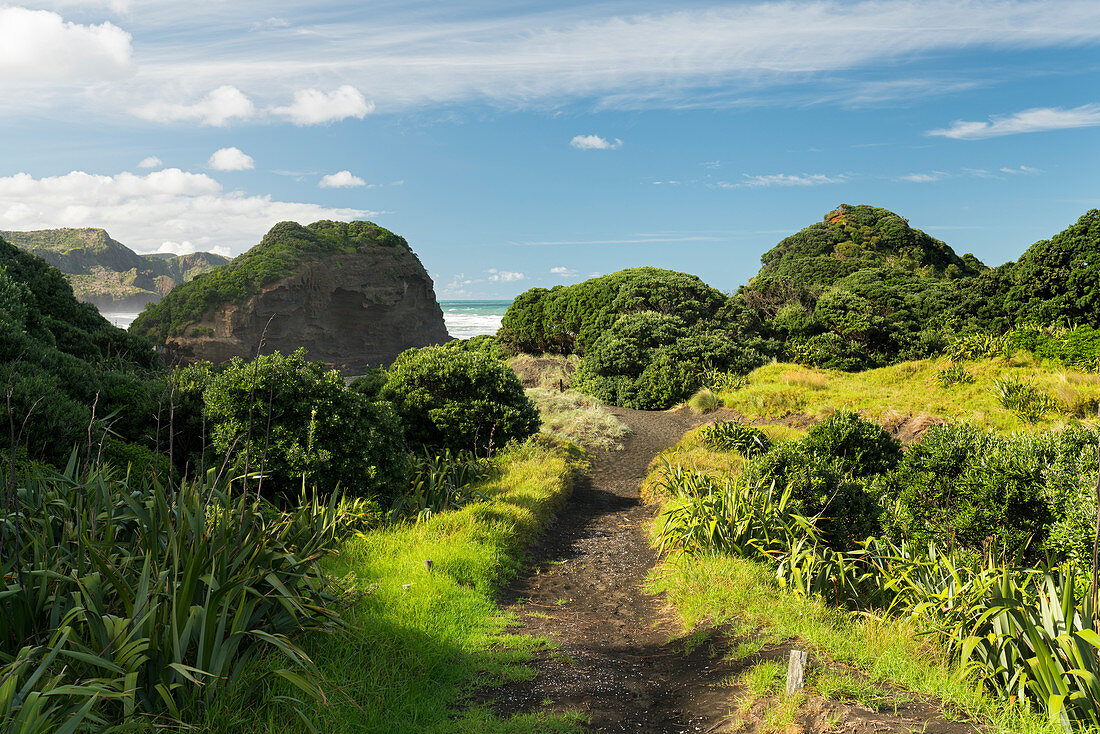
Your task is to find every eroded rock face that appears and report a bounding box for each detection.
[164,249,450,372]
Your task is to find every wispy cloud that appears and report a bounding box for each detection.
[515,235,722,246]
[928,104,1100,139]
[133,86,255,126]
[550,266,578,277]
[897,171,951,183]
[15,1,1100,119]
[720,173,846,189]
[570,134,621,150]
[487,268,525,282]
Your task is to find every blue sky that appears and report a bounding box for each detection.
[1,1,1099,299]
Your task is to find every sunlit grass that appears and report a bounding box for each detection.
[716,357,1100,433]
[205,437,586,734]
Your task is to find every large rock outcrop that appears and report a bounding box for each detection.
[131,220,450,372]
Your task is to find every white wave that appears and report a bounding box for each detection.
[102,312,141,329]
[443,312,503,339]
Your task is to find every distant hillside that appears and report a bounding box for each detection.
[0,228,229,310]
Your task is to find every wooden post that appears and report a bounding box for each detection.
[424,559,433,572]
[786,649,808,697]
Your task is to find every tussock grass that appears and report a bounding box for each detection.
[205,437,586,734]
[687,387,721,414]
[719,358,1100,432]
[508,354,579,390]
[526,387,631,450]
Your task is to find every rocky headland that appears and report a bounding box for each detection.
[131,220,450,372]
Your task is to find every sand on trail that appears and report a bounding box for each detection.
[480,406,981,733]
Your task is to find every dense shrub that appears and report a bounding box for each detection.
[0,238,161,466]
[879,423,1053,561]
[380,345,539,454]
[204,348,407,502]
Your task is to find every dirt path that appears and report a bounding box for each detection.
[482,406,979,734]
[484,406,735,732]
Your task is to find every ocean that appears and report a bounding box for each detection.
[102,299,512,340]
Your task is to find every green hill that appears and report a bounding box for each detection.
[1,227,229,309]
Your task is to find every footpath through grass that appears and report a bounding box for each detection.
[205,437,587,734]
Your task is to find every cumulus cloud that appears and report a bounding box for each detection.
[722,173,846,188]
[0,168,372,254]
[570,134,621,150]
[0,6,131,83]
[928,104,1100,139]
[138,156,163,169]
[157,239,230,257]
[271,85,373,125]
[487,269,525,283]
[133,86,256,126]
[208,147,255,171]
[550,266,578,277]
[319,170,366,188]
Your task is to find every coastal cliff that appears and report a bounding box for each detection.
[131,220,450,372]
[0,227,228,310]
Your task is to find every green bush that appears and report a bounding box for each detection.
[880,423,1053,561]
[380,345,539,454]
[936,363,973,387]
[204,348,407,502]
[742,412,899,549]
[991,376,1057,423]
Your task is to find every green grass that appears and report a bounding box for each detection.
[204,437,587,734]
[717,358,1100,433]
[525,387,631,450]
[646,523,1063,734]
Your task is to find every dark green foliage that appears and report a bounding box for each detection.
[348,367,388,400]
[390,450,492,521]
[203,348,407,502]
[441,333,516,361]
[380,345,540,454]
[880,423,1053,561]
[132,220,411,340]
[0,236,160,466]
[0,460,348,731]
[1004,209,1100,328]
[498,267,732,356]
[700,421,772,457]
[744,412,900,549]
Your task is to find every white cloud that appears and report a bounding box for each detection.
[319,170,366,188]
[898,171,950,183]
[208,147,255,171]
[156,239,230,257]
[0,6,131,82]
[0,168,372,254]
[570,134,621,150]
[271,85,373,125]
[723,173,846,189]
[928,104,1100,140]
[487,269,525,283]
[138,156,163,169]
[1001,165,1043,175]
[133,86,256,126]
[550,266,578,277]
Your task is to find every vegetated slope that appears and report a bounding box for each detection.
[131,220,450,372]
[0,234,159,465]
[498,267,773,410]
[2,227,228,309]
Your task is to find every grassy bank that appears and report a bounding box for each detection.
[206,437,586,734]
[717,358,1100,432]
